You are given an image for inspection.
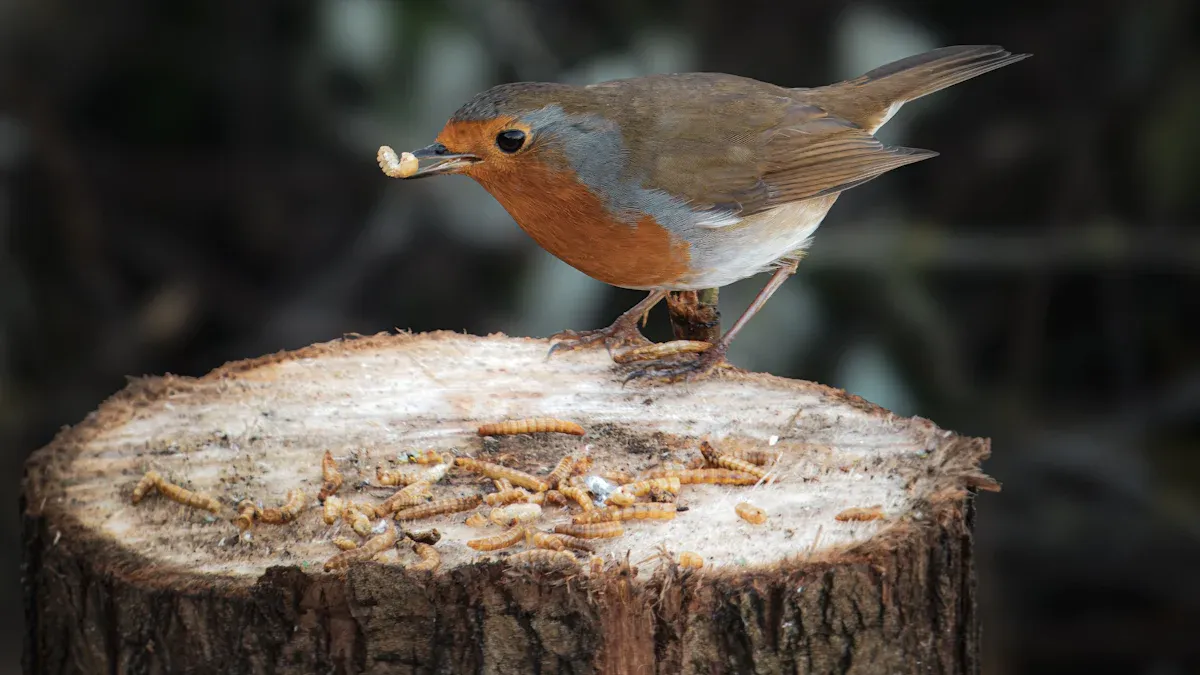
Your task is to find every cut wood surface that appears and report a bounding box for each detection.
[23,331,995,675]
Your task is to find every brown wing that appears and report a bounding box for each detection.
[598,75,935,219]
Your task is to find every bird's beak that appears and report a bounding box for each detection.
[377,143,480,179]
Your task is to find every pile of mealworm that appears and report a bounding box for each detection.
[128,416,886,574]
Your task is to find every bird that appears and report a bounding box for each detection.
[378,45,1029,383]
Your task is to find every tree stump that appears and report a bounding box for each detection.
[22,331,995,675]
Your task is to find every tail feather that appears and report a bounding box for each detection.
[810,45,1030,132]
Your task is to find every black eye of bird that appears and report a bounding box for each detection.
[495,130,526,153]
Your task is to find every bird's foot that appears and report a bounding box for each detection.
[547,319,651,359]
[620,342,731,385]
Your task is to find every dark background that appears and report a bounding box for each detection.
[2,1,1198,673]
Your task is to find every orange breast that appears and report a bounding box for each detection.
[469,160,691,289]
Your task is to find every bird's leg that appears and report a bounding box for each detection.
[547,290,668,358]
[623,259,801,384]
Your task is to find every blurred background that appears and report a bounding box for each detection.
[2,1,1198,673]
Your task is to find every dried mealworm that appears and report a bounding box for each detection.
[700,441,767,479]
[476,418,585,437]
[318,450,343,501]
[835,505,886,522]
[525,528,566,551]
[559,486,595,512]
[156,477,223,514]
[571,503,677,524]
[131,471,161,504]
[376,466,423,487]
[393,494,482,521]
[506,549,577,567]
[454,457,549,492]
[489,503,542,527]
[647,487,676,503]
[343,503,374,537]
[467,525,526,552]
[725,446,778,467]
[406,449,446,465]
[409,542,441,572]
[735,502,768,525]
[548,533,595,552]
[323,495,345,525]
[571,455,593,476]
[484,487,532,506]
[553,522,625,539]
[260,489,306,524]
[545,454,577,489]
[404,528,441,545]
[378,481,433,515]
[678,551,704,569]
[333,537,359,551]
[641,468,759,485]
[234,499,257,531]
[494,478,513,491]
[465,512,490,528]
[324,522,397,572]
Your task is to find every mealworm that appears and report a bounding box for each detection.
[548,533,595,552]
[735,502,768,525]
[612,340,710,363]
[234,499,257,531]
[835,505,886,522]
[542,490,568,506]
[467,525,526,551]
[700,441,767,479]
[454,458,549,492]
[378,481,433,514]
[323,495,345,525]
[558,486,594,512]
[393,494,482,521]
[260,489,306,524]
[131,471,161,504]
[465,512,490,528]
[324,522,397,571]
[678,551,704,569]
[605,491,637,507]
[489,503,542,527]
[333,537,359,551]
[553,522,625,539]
[571,503,676,524]
[525,528,566,551]
[622,477,681,496]
[404,528,442,545]
[506,549,577,567]
[484,487,532,506]
[545,454,577,489]
[157,477,223,514]
[318,450,343,501]
[565,475,588,489]
[376,466,423,487]
[377,145,419,178]
[343,503,374,537]
[494,478,513,491]
[409,542,441,572]
[600,471,635,485]
[476,418,585,437]
[641,469,759,485]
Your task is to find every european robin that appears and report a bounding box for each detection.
[379,45,1028,382]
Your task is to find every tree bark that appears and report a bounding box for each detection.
[23,331,994,675]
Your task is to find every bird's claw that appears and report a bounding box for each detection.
[621,345,730,385]
[546,322,651,359]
